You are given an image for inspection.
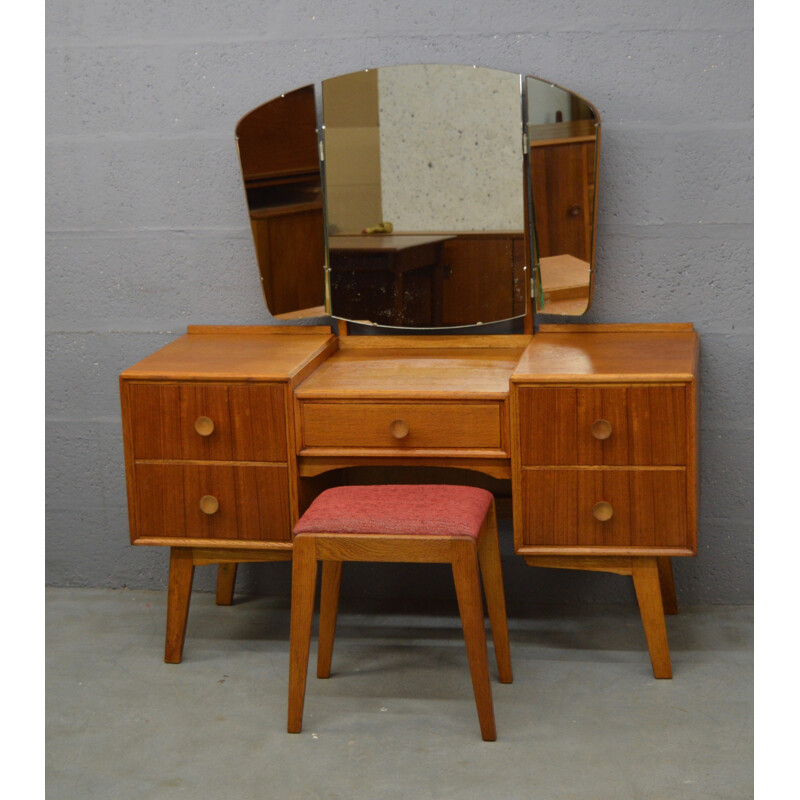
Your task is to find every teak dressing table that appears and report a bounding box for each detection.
[119,65,699,680]
[120,322,698,678]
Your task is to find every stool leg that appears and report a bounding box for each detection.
[317,560,342,679]
[478,508,512,684]
[288,536,318,733]
[451,541,496,742]
[165,547,194,664]
[215,563,238,606]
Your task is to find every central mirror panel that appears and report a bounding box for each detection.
[321,65,528,328]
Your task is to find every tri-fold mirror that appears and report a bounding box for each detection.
[236,65,600,328]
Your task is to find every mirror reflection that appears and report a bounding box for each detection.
[234,67,600,326]
[235,86,325,317]
[527,77,600,315]
[322,65,527,327]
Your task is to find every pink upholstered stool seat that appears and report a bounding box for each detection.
[293,485,493,538]
[287,484,512,741]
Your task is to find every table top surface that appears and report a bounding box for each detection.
[514,325,699,382]
[328,234,456,252]
[120,326,336,382]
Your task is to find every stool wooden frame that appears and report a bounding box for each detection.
[287,500,513,741]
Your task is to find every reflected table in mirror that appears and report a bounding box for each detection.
[328,234,455,327]
[538,254,591,315]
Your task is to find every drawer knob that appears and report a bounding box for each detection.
[199,495,220,515]
[195,416,215,437]
[389,419,410,439]
[591,419,612,440]
[592,501,613,522]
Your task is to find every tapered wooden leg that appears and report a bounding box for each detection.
[215,563,238,606]
[452,542,496,741]
[288,536,318,733]
[657,557,678,615]
[317,560,342,679]
[477,506,512,684]
[632,557,672,679]
[165,547,195,664]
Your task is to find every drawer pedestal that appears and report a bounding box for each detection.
[120,326,337,662]
[511,325,699,677]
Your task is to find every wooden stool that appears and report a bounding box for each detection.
[287,485,513,741]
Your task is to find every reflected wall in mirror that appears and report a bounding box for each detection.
[322,65,527,328]
[235,86,325,317]
[527,77,600,316]
[234,67,600,326]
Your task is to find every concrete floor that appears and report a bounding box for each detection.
[46,588,753,799]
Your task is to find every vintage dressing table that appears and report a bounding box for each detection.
[120,66,698,679]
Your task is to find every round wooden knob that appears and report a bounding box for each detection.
[195,416,215,436]
[568,204,582,217]
[592,501,613,522]
[199,495,219,515]
[389,419,410,439]
[591,419,612,440]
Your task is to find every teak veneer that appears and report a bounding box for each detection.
[120,326,337,662]
[510,324,699,678]
[119,322,699,677]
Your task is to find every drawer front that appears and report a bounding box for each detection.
[127,382,287,462]
[299,401,503,451]
[520,468,688,549]
[517,385,687,466]
[133,464,291,542]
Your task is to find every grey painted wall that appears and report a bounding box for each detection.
[46,1,753,606]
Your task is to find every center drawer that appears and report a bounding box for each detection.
[298,401,504,451]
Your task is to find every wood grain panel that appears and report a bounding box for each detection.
[299,401,503,450]
[530,140,593,261]
[295,344,526,399]
[120,328,336,382]
[128,383,287,462]
[236,84,319,180]
[133,464,291,542]
[440,236,516,326]
[253,206,325,316]
[627,385,687,465]
[512,328,698,382]
[520,469,688,549]
[517,385,686,466]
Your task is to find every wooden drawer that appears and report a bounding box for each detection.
[299,401,504,451]
[519,468,689,550]
[517,385,687,466]
[127,382,287,462]
[132,463,291,542]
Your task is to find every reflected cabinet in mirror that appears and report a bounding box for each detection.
[235,66,600,327]
[527,78,600,316]
[235,86,325,317]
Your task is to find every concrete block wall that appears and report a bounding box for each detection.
[46,0,753,605]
